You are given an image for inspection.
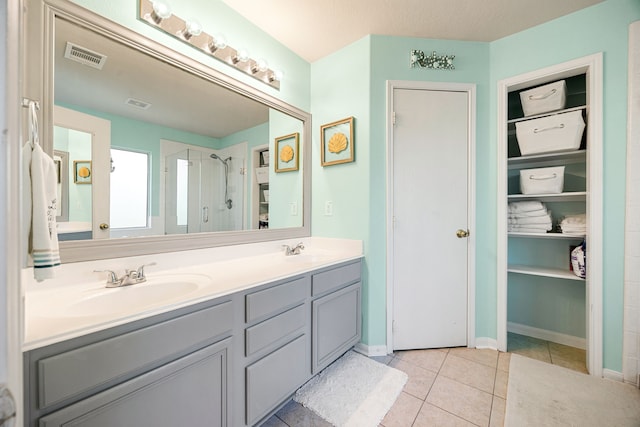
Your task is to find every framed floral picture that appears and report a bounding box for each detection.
[275,132,299,172]
[321,117,354,166]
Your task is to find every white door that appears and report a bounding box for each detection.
[392,87,470,350]
[54,106,111,239]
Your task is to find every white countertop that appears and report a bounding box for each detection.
[23,237,363,351]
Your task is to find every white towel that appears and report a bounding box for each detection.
[508,216,552,226]
[508,208,549,218]
[509,222,552,231]
[23,142,60,281]
[561,214,586,226]
[508,201,545,214]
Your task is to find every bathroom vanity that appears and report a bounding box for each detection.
[23,246,362,427]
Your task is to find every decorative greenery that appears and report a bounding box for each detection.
[410,50,455,70]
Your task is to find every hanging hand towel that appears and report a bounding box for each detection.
[23,142,60,281]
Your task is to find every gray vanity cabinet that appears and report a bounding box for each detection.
[24,299,234,427]
[24,258,363,427]
[38,338,230,427]
[311,261,362,374]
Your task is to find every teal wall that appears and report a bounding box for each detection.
[489,0,640,372]
[311,36,373,341]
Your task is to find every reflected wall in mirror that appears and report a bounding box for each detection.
[24,0,311,262]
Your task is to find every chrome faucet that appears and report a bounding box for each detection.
[282,242,305,256]
[94,262,157,288]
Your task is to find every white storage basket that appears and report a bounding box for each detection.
[515,110,585,156]
[520,80,567,116]
[255,167,269,184]
[520,166,565,195]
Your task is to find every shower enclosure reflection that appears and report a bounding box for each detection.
[163,140,246,235]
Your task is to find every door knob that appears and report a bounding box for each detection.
[99,223,110,230]
[456,229,469,238]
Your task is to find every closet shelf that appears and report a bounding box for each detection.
[508,232,585,239]
[508,150,586,170]
[507,264,585,281]
[508,191,586,202]
[507,105,586,124]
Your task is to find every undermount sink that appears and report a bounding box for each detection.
[47,274,212,318]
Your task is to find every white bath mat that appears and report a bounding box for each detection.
[505,354,640,426]
[293,351,408,427]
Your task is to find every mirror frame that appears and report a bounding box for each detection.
[26,0,311,263]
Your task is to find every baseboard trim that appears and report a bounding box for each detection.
[354,343,388,357]
[474,337,498,350]
[507,322,586,350]
[603,368,624,382]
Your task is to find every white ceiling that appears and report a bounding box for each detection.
[221,0,603,62]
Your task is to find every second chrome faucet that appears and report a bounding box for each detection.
[282,242,305,256]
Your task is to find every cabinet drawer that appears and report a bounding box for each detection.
[245,304,306,357]
[245,276,309,323]
[39,339,230,427]
[37,300,233,409]
[312,261,361,297]
[246,335,309,425]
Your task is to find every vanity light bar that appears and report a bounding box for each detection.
[138,0,281,90]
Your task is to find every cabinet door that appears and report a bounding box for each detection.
[312,282,361,374]
[39,339,230,427]
[245,335,309,426]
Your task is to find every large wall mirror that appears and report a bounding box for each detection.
[24,0,311,262]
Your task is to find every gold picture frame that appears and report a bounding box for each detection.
[275,132,299,172]
[321,116,355,166]
[73,160,92,184]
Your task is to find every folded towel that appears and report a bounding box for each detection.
[508,216,552,226]
[508,201,545,214]
[561,225,587,233]
[561,214,586,226]
[508,227,549,234]
[23,142,60,281]
[508,208,549,218]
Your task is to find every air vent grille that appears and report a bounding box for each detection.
[125,98,152,110]
[64,42,107,70]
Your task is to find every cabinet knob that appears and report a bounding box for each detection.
[456,229,469,238]
[99,223,110,230]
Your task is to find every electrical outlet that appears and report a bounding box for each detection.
[289,202,297,216]
[324,201,333,216]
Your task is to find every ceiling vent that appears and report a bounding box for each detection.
[64,42,107,70]
[125,98,152,110]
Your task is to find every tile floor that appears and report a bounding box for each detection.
[263,336,587,427]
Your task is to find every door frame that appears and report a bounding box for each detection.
[496,53,603,376]
[386,80,477,353]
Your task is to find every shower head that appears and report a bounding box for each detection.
[210,153,231,163]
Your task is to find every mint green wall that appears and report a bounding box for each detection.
[490,0,640,372]
[311,37,373,341]
[69,0,310,111]
[60,103,220,217]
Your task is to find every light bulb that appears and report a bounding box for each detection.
[270,69,284,82]
[150,1,172,24]
[235,48,250,63]
[252,58,268,74]
[181,19,202,40]
[208,35,227,53]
